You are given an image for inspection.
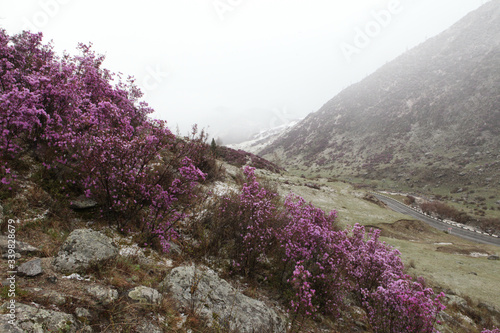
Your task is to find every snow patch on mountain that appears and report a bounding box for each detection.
[228,119,301,154]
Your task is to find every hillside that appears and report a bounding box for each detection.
[1,27,500,333]
[260,0,500,202]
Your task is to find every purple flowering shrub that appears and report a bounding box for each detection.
[0,162,15,189]
[212,166,280,274]
[172,125,221,181]
[0,29,206,250]
[362,278,445,333]
[214,167,445,331]
[274,194,346,317]
[342,226,404,296]
[482,328,500,333]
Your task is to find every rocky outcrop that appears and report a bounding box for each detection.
[163,264,285,333]
[52,229,118,274]
[0,302,90,332]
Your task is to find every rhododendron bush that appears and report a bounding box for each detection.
[214,167,445,332]
[0,29,206,249]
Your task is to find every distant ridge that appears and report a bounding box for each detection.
[260,0,500,192]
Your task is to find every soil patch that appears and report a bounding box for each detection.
[435,245,489,257]
[367,219,435,241]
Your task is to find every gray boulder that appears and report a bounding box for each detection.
[0,302,82,332]
[488,255,499,261]
[53,229,118,274]
[163,264,285,332]
[18,258,43,277]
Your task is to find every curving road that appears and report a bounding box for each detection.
[372,193,500,247]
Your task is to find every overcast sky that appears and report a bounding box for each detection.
[0,0,489,143]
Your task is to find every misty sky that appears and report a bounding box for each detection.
[0,0,489,143]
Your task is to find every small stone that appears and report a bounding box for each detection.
[18,258,43,277]
[127,286,162,304]
[86,285,118,305]
[0,235,40,258]
[46,276,58,284]
[488,255,499,261]
[70,195,97,210]
[75,307,92,324]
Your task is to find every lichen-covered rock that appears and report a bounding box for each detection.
[53,229,118,274]
[18,258,43,277]
[75,307,92,325]
[128,286,162,304]
[136,320,164,333]
[0,317,24,333]
[86,285,119,305]
[0,302,81,332]
[163,264,285,332]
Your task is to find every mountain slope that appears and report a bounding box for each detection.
[260,0,500,192]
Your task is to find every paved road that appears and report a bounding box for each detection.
[373,193,500,247]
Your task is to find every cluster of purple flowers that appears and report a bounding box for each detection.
[224,166,446,332]
[0,30,205,249]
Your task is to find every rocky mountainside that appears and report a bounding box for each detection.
[260,0,500,193]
